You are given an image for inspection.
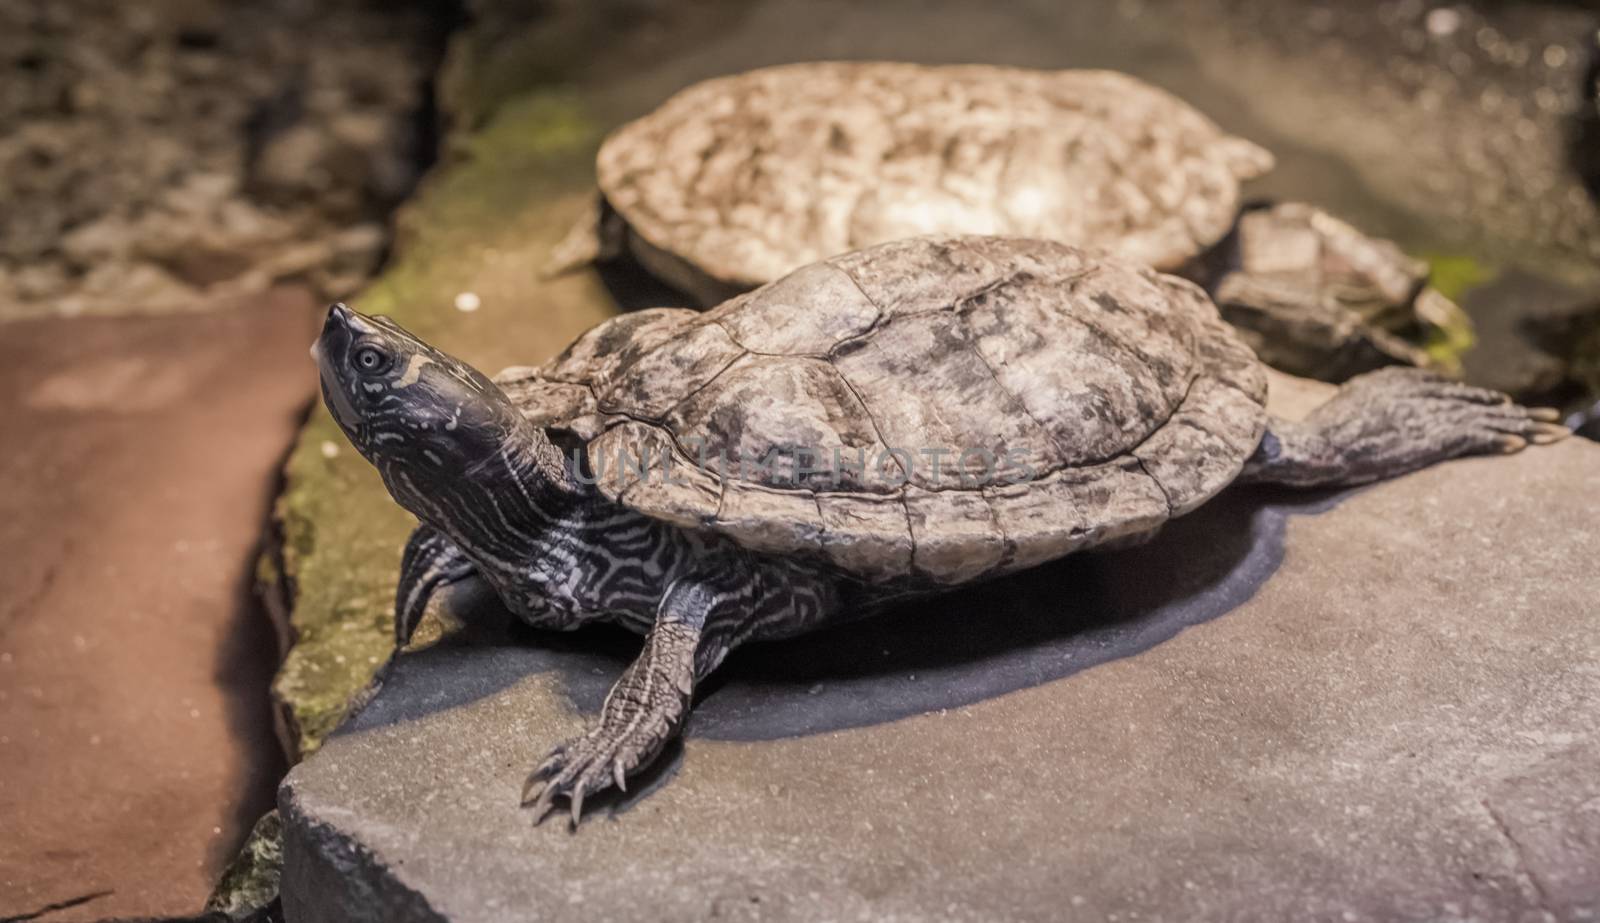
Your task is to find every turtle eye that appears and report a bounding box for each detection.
[355,346,391,374]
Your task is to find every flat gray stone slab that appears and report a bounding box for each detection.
[280,435,1600,923]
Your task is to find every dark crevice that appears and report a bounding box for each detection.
[1571,27,1600,203]
[1481,798,1556,917]
[0,890,113,923]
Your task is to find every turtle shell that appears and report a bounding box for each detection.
[499,236,1269,585]
[595,62,1274,303]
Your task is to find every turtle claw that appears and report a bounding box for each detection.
[533,747,566,778]
[569,787,586,827]
[529,790,561,827]
[519,773,543,808]
[1488,410,1570,453]
[521,707,680,828]
[1530,421,1570,444]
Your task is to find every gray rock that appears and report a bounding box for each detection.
[279,423,1600,922]
[1484,742,1600,921]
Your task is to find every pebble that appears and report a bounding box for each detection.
[1425,7,1461,38]
[454,291,482,312]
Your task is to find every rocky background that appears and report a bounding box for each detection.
[0,0,444,322]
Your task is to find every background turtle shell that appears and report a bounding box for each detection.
[596,62,1274,302]
[500,236,1269,585]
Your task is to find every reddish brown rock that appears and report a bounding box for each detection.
[0,288,316,920]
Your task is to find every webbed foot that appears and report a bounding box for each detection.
[1326,367,1567,451]
[1243,367,1569,488]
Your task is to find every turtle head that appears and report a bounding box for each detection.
[312,304,530,502]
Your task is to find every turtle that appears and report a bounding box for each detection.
[546,61,1469,382]
[314,235,1566,827]
[1196,201,1474,380]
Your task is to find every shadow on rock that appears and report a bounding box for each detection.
[338,485,1354,745]
[593,251,699,312]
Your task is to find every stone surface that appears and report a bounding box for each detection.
[1484,741,1600,921]
[0,290,312,921]
[280,428,1599,922]
[1459,269,1599,405]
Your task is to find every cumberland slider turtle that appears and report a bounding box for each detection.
[549,61,1469,380]
[315,236,1564,825]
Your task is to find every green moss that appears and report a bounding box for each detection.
[1407,252,1489,373]
[435,10,597,129]
[205,810,283,918]
[241,9,684,913]
[1422,316,1476,371]
[271,412,412,756]
[1421,252,1494,304]
[355,91,601,338]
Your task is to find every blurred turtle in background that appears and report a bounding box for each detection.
[1196,202,1473,382]
[547,61,1472,383]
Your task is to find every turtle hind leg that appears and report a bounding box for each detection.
[1240,366,1568,489]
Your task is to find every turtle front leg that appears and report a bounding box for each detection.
[1240,367,1569,488]
[395,525,480,647]
[522,567,753,827]
[348,527,482,719]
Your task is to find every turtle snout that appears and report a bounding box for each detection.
[314,303,356,367]
[321,301,354,339]
[312,304,364,432]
